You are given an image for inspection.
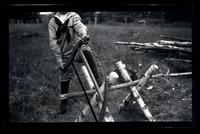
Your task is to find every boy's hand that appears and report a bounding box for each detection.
[58,59,64,70]
[81,34,90,44]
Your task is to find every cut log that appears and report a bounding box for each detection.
[59,80,139,100]
[165,72,192,77]
[75,71,116,122]
[116,61,157,121]
[165,58,192,63]
[82,66,94,90]
[110,79,139,91]
[60,66,97,101]
[160,35,191,42]
[75,84,114,122]
[75,49,115,122]
[130,45,192,53]
[115,41,155,47]
[79,48,103,101]
[74,90,100,122]
[152,72,192,78]
[75,82,114,122]
[59,90,95,100]
[158,40,191,48]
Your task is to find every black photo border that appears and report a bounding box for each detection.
[1,0,198,128]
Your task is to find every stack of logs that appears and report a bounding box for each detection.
[115,35,192,62]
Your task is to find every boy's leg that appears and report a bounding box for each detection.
[60,80,70,104]
[59,64,73,114]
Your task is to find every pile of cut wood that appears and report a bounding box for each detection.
[115,35,192,60]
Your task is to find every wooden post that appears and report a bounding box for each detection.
[59,79,139,100]
[116,61,157,121]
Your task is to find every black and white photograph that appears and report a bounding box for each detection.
[4,3,196,127]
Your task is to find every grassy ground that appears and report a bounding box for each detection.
[9,22,192,122]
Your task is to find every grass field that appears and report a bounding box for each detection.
[9,22,192,122]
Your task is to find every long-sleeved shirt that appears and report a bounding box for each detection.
[48,12,88,64]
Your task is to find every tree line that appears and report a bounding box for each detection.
[9,11,192,24]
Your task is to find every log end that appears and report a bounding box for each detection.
[152,64,159,69]
[108,71,119,84]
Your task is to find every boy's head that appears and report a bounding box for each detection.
[58,12,68,15]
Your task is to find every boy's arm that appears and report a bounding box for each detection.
[71,13,88,39]
[48,18,64,69]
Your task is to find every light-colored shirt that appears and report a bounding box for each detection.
[48,12,88,64]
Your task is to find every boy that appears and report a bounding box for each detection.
[48,12,101,113]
